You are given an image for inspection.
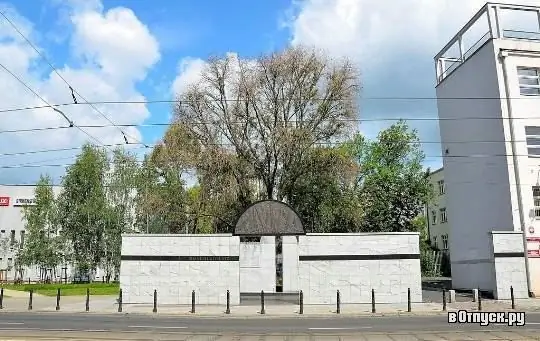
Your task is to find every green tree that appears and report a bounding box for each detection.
[56,144,109,277]
[351,121,431,232]
[19,174,63,281]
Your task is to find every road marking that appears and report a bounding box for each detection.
[526,322,540,325]
[84,329,109,332]
[128,326,188,329]
[308,327,372,330]
[0,323,24,325]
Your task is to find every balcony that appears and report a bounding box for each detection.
[435,2,540,84]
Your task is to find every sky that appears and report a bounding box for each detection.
[0,0,538,185]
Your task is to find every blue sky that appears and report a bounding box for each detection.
[0,0,536,184]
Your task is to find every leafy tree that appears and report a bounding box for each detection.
[19,174,63,281]
[56,144,109,276]
[350,121,431,232]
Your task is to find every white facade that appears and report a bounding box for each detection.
[434,2,539,297]
[426,168,450,250]
[239,236,276,293]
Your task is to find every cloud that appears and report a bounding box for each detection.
[171,57,206,96]
[0,0,160,184]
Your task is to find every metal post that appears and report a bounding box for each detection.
[407,288,411,312]
[336,290,340,314]
[117,289,123,313]
[0,288,3,310]
[225,290,230,314]
[477,288,482,311]
[85,288,90,312]
[371,289,376,313]
[153,289,157,313]
[260,290,265,315]
[299,290,303,315]
[28,290,33,311]
[191,290,195,314]
[511,286,515,310]
[442,290,447,311]
[56,288,61,311]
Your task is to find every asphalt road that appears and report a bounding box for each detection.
[0,311,539,334]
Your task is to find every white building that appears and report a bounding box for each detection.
[435,2,540,298]
[426,168,450,251]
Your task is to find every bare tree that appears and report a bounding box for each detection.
[172,46,361,201]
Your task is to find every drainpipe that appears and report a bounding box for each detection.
[499,50,533,297]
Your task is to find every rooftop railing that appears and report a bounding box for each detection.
[435,2,540,85]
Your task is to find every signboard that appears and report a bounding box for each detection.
[527,237,540,258]
[0,197,9,206]
[13,198,36,206]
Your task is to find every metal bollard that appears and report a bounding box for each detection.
[28,290,33,311]
[442,290,447,311]
[299,290,304,315]
[336,290,340,314]
[511,286,515,310]
[0,288,3,310]
[407,288,411,312]
[260,290,265,315]
[371,289,376,313]
[153,289,157,313]
[225,290,230,314]
[117,289,123,313]
[477,288,482,311]
[85,288,90,312]
[56,288,61,311]
[191,290,195,314]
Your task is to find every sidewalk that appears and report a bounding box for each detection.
[2,295,540,316]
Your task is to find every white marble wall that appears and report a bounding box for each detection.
[490,231,528,299]
[282,236,299,292]
[120,234,240,305]
[239,236,276,293]
[297,233,422,304]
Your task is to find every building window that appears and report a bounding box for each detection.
[437,180,445,195]
[442,234,449,249]
[525,126,540,158]
[518,67,540,96]
[432,236,438,248]
[431,210,437,225]
[10,230,15,245]
[7,258,12,268]
[440,208,448,223]
[20,231,25,247]
[533,186,540,218]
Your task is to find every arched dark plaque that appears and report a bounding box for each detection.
[233,200,305,236]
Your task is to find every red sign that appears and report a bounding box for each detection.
[0,197,9,206]
[527,237,540,258]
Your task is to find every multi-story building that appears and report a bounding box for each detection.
[426,168,450,251]
[434,2,540,298]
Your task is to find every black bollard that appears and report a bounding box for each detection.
[153,289,157,313]
[260,290,265,315]
[407,287,411,312]
[299,290,304,315]
[477,288,482,311]
[442,290,447,311]
[225,290,230,314]
[117,289,123,313]
[0,288,3,310]
[28,290,33,311]
[511,286,515,310]
[371,289,376,313]
[191,290,195,314]
[85,288,90,312]
[56,288,61,311]
[336,290,340,314]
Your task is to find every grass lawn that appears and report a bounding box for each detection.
[3,282,119,296]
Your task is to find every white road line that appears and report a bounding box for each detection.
[0,323,24,325]
[84,329,109,332]
[308,327,372,330]
[128,326,188,329]
[526,322,540,325]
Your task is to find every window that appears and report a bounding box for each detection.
[20,231,25,247]
[518,67,540,96]
[442,234,449,250]
[431,210,437,224]
[10,230,15,245]
[440,208,448,223]
[533,186,540,218]
[432,236,438,248]
[437,180,445,195]
[7,258,12,268]
[526,126,540,158]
